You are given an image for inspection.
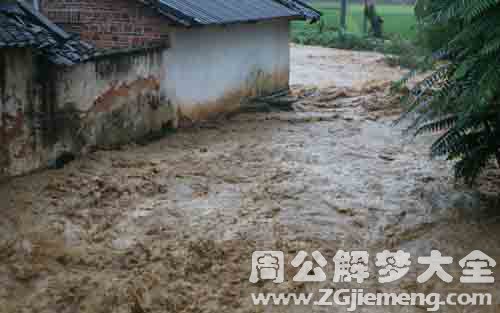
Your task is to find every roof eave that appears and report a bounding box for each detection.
[273,0,322,23]
[179,14,303,28]
[147,0,320,27]
[16,0,71,40]
[138,0,195,26]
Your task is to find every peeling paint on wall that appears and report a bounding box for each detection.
[82,76,170,147]
[92,77,160,113]
[0,47,174,181]
[0,49,36,181]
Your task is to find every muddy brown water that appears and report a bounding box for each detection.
[0,45,499,313]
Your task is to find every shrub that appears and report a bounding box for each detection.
[397,0,500,184]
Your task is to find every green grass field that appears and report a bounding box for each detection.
[292,2,417,40]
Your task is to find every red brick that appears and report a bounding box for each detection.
[41,0,171,49]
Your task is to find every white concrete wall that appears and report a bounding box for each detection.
[163,19,291,122]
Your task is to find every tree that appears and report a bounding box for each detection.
[398,0,500,184]
[340,0,347,30]
[364,0,384,38]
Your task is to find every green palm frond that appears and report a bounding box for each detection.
[400,0,500,184]
[415,115,458,136]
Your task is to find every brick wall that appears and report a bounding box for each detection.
[40,0,171,49]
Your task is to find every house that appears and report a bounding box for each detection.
[0,0,319,181]
[41,0,320,124]
[1,0,94,179]
[1,0,173,180]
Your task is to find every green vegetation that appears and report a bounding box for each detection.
[295,1,500,183]
[292,3,417,40]
[291,2,430,70]
[397,0,500,184]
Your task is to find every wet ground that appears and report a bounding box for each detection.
[1,45,499,313]
[290,44,405,88]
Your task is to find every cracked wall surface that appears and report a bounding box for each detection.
[0,20,292,180]
[0,48,174,181]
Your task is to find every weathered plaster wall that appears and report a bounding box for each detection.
[0,49,41,180]
[54,49,174,149]
[163,19,291,124]
[0,48,174,181]
[0,19,293,180]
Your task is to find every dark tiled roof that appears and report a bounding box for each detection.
[275,0,321,21]
[146,0,320,26]
[0,1,95,65]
